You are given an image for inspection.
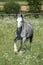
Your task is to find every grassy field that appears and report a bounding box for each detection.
[0,15,43,65]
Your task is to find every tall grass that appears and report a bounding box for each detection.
[0,16,43,65]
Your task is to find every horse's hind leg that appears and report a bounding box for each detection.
[29,34,33,48]
[30,36,33,43]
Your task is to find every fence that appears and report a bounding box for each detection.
[0,13,43,17]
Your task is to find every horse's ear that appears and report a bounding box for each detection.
[21,14,23,18]
[21,14,24,18]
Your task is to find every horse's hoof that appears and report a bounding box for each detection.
[14,50,18,54]
[18,50,23,54]
[14,49,18,54]
[15,51,18,54]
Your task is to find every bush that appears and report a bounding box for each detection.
[27,0,41,18]
[27,0,41,12]
[4,2,20,14]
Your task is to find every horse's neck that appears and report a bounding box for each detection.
[22,22,24,29]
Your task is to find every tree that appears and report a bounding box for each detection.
[4,2,20,14]
[27,0,41,12]
[27,0,41,17]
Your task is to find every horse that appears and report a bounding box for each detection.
[14,14,33,53]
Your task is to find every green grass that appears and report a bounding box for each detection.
[0,16,43,65]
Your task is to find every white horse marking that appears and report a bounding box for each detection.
[14,43,18,52]
[17,17,22,28]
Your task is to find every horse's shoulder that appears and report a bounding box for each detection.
[24,22,32,26]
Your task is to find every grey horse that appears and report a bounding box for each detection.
[14,14,33,53]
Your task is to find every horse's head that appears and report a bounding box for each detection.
[16,14,24,28]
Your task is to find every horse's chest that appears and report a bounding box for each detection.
[16,27,22,38]
[17,21,22,28]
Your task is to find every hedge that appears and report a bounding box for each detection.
[4,2,20,14]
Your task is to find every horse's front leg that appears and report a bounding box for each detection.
[18,37,26,52]
[14,37,18,53]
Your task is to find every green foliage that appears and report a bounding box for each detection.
[4,2,20,14]
[0,16,43,65]
[27,0,42,18]
[27,0,41,12]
